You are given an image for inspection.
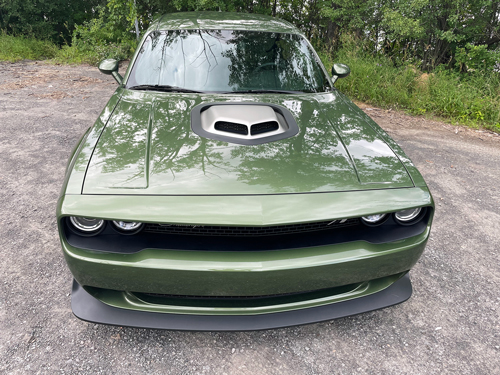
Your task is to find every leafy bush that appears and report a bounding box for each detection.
[67,9,136,65]
[455,43,500,73]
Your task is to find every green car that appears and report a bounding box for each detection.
[57,12,434,330]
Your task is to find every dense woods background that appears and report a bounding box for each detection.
[1,0,500,131]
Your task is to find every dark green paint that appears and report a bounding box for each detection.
[62,87,123,194]
[98,58,122,84]
[59,187,432,226]
[60,225,428,298]
[98,58,119,74]
[83,274,406,316]
[332,63,351,79]
[82,90,414,195]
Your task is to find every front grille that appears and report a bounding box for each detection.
[144,218,359,237]
[214,121,248,135]
[64,210,430,254]
[250,121,279,135]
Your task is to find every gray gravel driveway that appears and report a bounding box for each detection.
[0,62,499,375]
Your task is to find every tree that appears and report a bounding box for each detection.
[0,0,103,43]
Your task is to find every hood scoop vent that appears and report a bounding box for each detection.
[214,121,249,135]
[214,120,280,136]
[191,103,299,145]
[250,121,280,135]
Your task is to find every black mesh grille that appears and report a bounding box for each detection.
[144,218,359,237]
[214,121,248,135]
[250,121,279,135]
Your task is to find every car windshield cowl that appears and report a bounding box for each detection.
[127,85,310,95]
[222,89,306,94]
[128,84,204,93]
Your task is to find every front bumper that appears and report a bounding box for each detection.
[59,189,433,329]
[72,273,412,331]
[61,226,429,297]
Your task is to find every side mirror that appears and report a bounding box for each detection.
[98,59,123,84]
[331,63,350,81]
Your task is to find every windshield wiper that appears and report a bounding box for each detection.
[226,89,303,94]
[128,85,203,93]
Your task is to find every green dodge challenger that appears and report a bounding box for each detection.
[57,12,434,330]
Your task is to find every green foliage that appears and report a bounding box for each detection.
[69,9,136,65]
[381,6,425,40]
[172,0,236,11]
[320,0,372,31]
[0,32,58,61]
[0,0,102,44]
[455,43,500,73]
[320,0,500,70]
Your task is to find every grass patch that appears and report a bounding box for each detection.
[0,33,134,65]
[321,47,500,133]
[53,43,133,65]
[0,33,58,62]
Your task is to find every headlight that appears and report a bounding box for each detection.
[69,217,104,234]
[394,207,423,224]
[361,213,387,226]
[112,220,144,234]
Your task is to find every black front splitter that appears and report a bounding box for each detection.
[71,274,412,331]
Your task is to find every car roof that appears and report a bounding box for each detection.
[148,11,302,35]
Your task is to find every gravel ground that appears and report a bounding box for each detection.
[0,61,499,375]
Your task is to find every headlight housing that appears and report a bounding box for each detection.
[361,213,387,226]
[394,207,424,225]
[112,220,144,234]
[69,217,105,235]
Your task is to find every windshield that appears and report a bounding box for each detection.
[126,29,330,93]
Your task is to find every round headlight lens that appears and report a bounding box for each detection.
[112,221,144,234]
[361,213,387,226]
[69,217,104,233]
[395,207,422,223]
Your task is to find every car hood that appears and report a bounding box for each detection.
[83,90,413,195]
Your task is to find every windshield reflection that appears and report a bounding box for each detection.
[126,30,329,93]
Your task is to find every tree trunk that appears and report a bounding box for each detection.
[326,20,338,49]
